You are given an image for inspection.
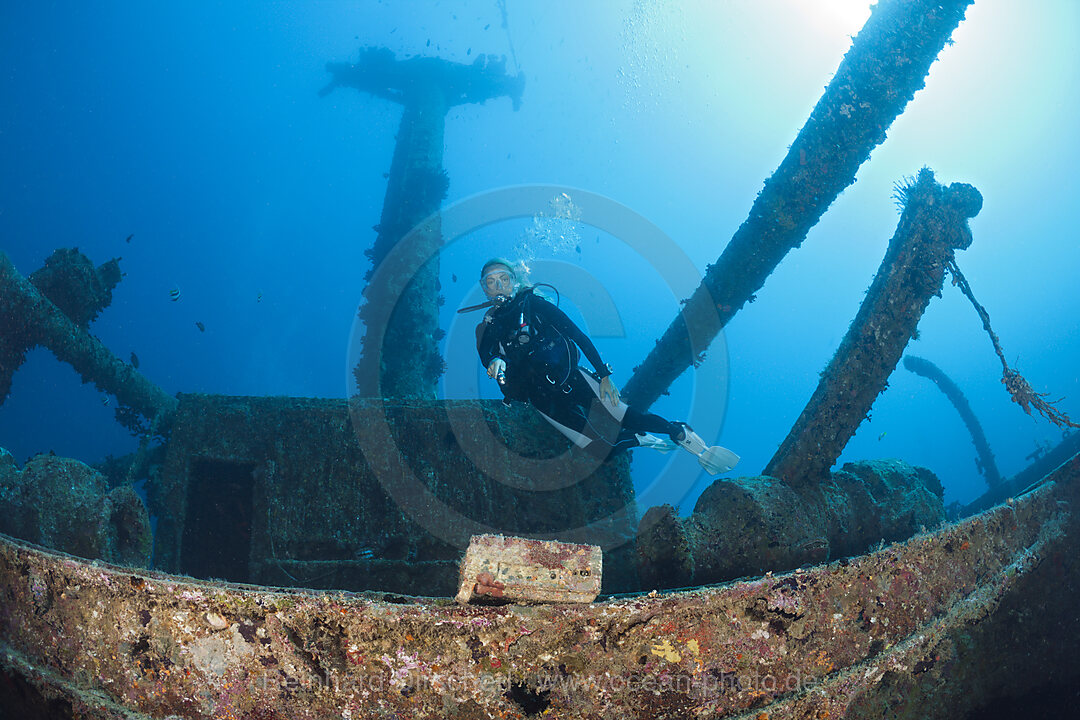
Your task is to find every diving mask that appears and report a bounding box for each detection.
[481,269,515,296]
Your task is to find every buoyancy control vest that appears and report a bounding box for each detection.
[483,288,579,396]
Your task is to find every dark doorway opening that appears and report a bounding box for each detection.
[180,459,256,582]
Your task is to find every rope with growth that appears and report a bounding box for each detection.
[947,260,1079,429]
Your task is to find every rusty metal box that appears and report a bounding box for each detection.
[456,534,602,604]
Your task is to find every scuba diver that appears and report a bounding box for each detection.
[463,258,739,475]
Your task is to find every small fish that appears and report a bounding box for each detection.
[257,291,263,303]
[101,396,110,406]
[878,431,887,441]
[125,234,133,243]
[467,48,472,55]
[195,321,205,332]
[426,38,431,47]
[484,23,490,30]
[169,287,181,302]
[451,273,457,283]
[130,352,140,369]
[575,245,581,254]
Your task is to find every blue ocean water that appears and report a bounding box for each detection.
[1,0,1078,514]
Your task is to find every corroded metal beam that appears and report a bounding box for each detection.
[1,248,121,403]
[764,170,981,487]
[323,49,524,399]
[904,354,1003,487]
[1,454,1076,719]
[623,0,974,410]
[0,251,177,423]
[321,48,524,111]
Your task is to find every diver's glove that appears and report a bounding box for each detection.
[487,358,507,384]
[599,376,621,407]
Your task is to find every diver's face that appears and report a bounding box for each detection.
[481,265,515,299]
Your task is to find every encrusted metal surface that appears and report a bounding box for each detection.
[2,455,1076,719]
[152,394,637,596]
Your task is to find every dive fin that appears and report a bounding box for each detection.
[699,445,740,475]
[673,423,739,475]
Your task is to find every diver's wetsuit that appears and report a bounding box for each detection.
[476,288,680,456]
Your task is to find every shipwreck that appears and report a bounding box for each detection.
[2,0,1079,717]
